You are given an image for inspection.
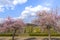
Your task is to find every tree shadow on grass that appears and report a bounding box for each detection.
[43,38,60,40]
[24,37,37,40]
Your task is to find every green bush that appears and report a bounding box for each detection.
[51,33,60,36]
[29,33,60,36]
[0,32,60,36]
[0,33,18,36]
[29,33,48,36]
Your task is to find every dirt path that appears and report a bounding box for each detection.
[0,36,60,40]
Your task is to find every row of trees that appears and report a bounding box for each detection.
[0,9,60,40]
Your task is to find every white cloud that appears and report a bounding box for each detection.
[42,0,55,7]
[31,13,36,16]
[0,18,5,23]
[19,5,50,19]
[0,0,27,12]
[0,5,4,12]
[0,7,4,12]
[13,0,27,5]
[44,3,51,6]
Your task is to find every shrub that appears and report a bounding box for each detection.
[51,33,60,36]
[0,33,18,36]
[29,33,48,36]
[29,33,60,36]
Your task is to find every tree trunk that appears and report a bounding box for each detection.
[31,26,33,33]
[40,27,44,33]
[12,29,17,40]
[48,29,51,40]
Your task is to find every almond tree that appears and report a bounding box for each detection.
[0,23,7,33]
[33,10,60,40]
[0,17,12,33]
[10,19,25,40]
[1,17,25,40]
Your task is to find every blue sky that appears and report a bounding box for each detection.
[0,0,60,23]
